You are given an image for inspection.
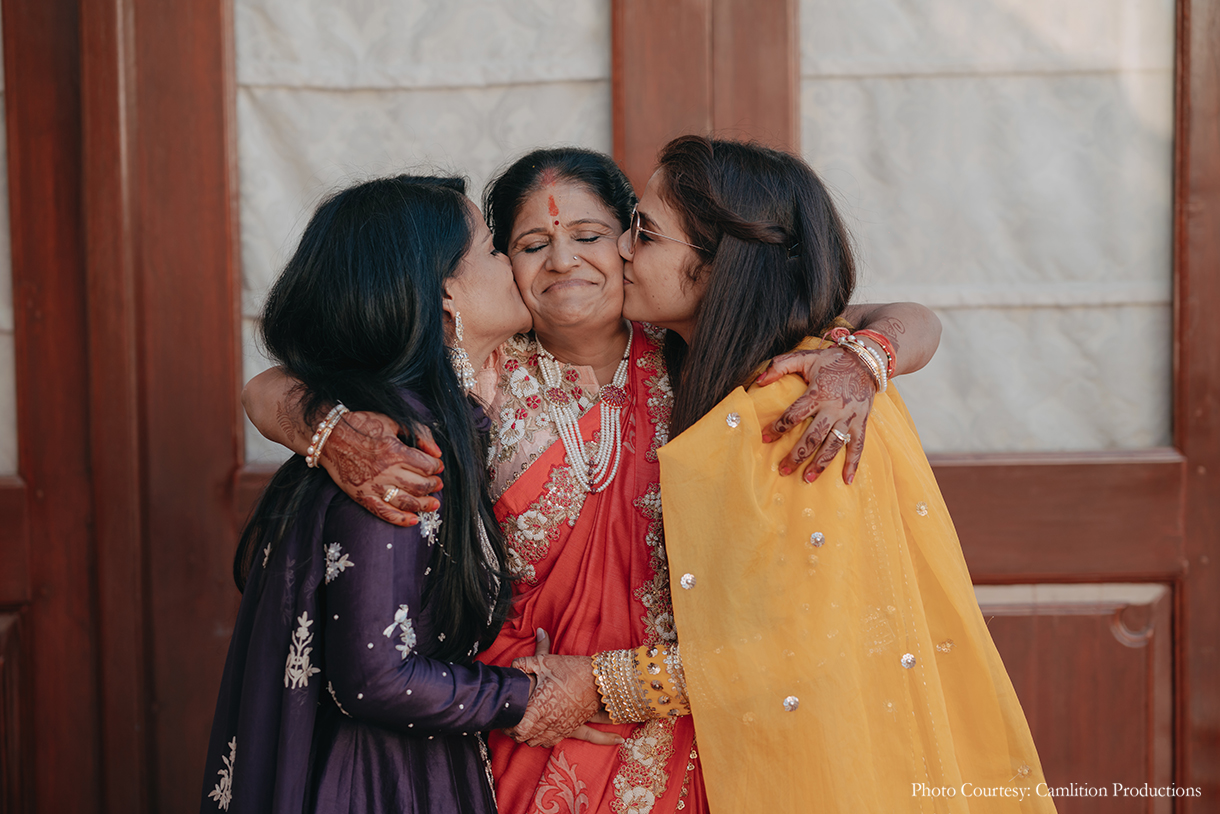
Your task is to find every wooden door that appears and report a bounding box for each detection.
[1,0,242,810]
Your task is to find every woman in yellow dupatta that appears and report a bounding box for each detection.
[610,136,1057,813]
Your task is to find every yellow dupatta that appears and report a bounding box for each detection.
[658,339,1056,813]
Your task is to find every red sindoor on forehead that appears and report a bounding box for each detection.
[547,195,559,217]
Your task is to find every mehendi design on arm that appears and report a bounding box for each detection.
[275,399,306,445]
[864,316,905,352]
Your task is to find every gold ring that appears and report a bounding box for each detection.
[831,428,851,444]
[383,486,400,504]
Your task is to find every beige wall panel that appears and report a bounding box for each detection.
[899,305,1171,452]
[801,0,1173,75]
[803,73,1173,294]
[800,0,1174,453]
[236,0,612,462]
[236,0,610,88]
[237,82,611,312]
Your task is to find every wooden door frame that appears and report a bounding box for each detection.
[612,0,1220,803]
[2,1,98,811]
[3,0,242,810]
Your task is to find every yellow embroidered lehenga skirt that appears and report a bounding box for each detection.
[658,341,1057,813]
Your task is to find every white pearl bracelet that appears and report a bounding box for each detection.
[306,403,349,468]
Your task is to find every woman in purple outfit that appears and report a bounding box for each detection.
[201,175,550,812]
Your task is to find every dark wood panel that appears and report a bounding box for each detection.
[0,612,29,814]
[981,585,1173,813]
[932,451,1185,582]
[1,0,102,811]
[1176,0,1220,804]
[79,0,150,810]
[612,0,712,191]
[613,0,801,192]
[233,464,276,534]
[710,0,798,151]
[0,481,28,604]
[130,0,244,808]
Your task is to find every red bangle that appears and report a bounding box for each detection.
[853,329,896,377]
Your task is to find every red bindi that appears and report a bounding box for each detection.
[547,195,559,217]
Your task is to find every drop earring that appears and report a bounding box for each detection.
[448,309,476,391]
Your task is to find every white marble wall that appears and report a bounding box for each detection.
[801,0,1175,452]
[236,0,613,462]
[0,26,17,476]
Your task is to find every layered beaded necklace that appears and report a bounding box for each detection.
[536,323,633,494]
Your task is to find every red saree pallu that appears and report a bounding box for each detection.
[478,326,705,814]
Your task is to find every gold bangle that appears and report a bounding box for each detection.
[592,649,649,724]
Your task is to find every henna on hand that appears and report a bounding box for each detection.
[842,412,868,484]
[759,347,876,484]
[508,654,602,748]
[782,415,831,473]
[320,412,444,526]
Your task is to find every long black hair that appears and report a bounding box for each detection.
[234,174,511,662]
[483,146,636,253]
[656,136,857,436]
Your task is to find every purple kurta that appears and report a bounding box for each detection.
[202,400,530,813]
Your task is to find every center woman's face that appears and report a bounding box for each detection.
[507,180,626,337]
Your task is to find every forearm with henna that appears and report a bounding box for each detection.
[845,301,941,375]
[244,366,315,455]
[244,366,444,525]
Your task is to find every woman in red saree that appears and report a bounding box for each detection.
[474,322,699,813]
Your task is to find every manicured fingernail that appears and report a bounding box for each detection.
[847,473,855,485]
[536,628,546,640]
[761,434,773,443]
[779,466,792,476]
[614,736,625,744]
[805,471,820,483]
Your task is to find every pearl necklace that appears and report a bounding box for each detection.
[536,323,633,494]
